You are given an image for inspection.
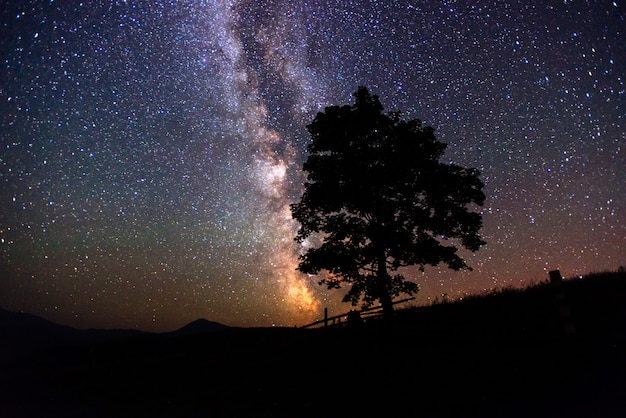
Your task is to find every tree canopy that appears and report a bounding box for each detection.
[291,87,486,318]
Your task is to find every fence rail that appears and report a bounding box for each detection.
[300,297,415,329]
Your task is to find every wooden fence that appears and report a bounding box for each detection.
[300,297,415,329]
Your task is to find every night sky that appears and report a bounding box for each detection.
[1,0,624,332]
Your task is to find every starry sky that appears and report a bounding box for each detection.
[1,0,624,332]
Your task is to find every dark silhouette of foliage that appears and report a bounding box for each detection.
[291,87,486,319]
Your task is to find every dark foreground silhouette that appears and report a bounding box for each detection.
[2,270,625,417]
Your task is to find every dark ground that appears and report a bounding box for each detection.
[2,271,625,417]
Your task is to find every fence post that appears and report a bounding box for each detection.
[549,270,576,334]
[549,269,563,285]
[324,307,328,328]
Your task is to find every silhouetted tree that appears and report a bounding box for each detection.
[291,87,486,320]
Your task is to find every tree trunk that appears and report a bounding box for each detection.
[377,250,394,322]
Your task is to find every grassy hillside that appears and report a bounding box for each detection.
[2,270,625,417]
[390,269,626,340]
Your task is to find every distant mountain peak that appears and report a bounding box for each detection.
[167,318,230,336]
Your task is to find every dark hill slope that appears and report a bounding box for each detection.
[1,271,624,417]
[390,269,626,341]
[0,307,146,359]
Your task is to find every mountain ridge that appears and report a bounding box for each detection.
[0,307,230,360]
